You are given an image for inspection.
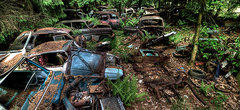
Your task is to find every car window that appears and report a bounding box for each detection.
[63,23,72,27]
[100,15,109,21]
[34,34,54,47]
[72,22,88,29]
[70,51,101,76]
[9,33,31,50]
[110,14,118,19]
[53,35,66,41]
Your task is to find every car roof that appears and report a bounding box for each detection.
[16,28,71,40]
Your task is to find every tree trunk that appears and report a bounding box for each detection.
[189,11,203,66]
[138,0,142,8]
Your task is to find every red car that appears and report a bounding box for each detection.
[93,11,121,29]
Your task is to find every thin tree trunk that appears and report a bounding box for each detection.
[138,0,142,8]
[189,12,203,66]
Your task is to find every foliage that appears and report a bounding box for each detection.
[107,74,146,106]
[200,81,215,96]
[136,9,144,17]
[111,31,131,62]
[200,81,228,107]
[0,0,65,46]
[107,0,137,12]
[69,0,106,11]
[33,0,66,18]
[198,25,240,75]
[141,30,157,41]
[81,15,101,25]
[86,41,97,50]
[174,0,239,26]
[211,92,228,108]
[72,30,83,35]
[198,25,225,61]
[121,17,140,28]
[169,27,194,44]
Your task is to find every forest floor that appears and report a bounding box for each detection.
[122,46,240,110]
[116,28,240,110]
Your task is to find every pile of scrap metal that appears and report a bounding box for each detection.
[123,31,176,52]
[60,20,114,42]
[0,28,124,110]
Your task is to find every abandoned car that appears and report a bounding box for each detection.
[0,37,123,109]
[139,15,165,36]
[142,7,159,15]
[9,27,82,51]
[93,11,121,29]
[60,20,114,41]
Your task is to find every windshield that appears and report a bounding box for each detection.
[9,32,30,50]
[70,51,102,76]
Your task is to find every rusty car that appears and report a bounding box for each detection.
[0,33,123,109]
[142,7,159,15]
[9,27,82,51]
[139,15,164,36]
[93,11,121,29]
[60,20,114,41]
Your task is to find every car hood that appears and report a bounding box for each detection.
[29,40,72,57]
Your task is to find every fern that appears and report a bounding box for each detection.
[107,74,146,106]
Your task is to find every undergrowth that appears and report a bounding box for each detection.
[81,15,101,25]
[169,27,194,44]
[200,81,228,108]
[111,30,132,62]
[107,74,147,106]
[171,98,190,110]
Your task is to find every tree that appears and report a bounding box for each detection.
[189,0,206,66]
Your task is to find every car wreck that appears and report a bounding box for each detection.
[93,11,121,29]
[60,20,114,41]
[139,15,164,36]
[0,28,124,109]
[142,7,159,15]
[9,27,81,51]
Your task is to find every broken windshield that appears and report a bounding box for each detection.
[70,51,102,76]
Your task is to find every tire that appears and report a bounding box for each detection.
[188,69,206,79]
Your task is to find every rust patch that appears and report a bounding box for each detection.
[27,72,63,110]
[0,53,23,75]
[30,40,70,56]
